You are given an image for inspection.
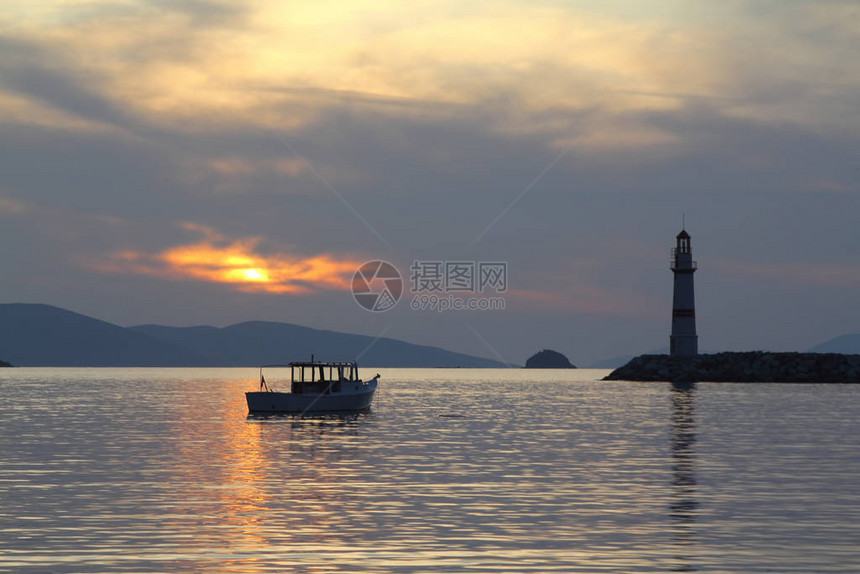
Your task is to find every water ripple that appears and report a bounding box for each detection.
[1,369,859,572]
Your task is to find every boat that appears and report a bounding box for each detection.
[246,357,379,413]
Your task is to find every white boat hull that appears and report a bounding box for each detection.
[246,380,377,413]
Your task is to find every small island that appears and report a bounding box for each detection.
[604,352,860,383]
[0,359,12,367]
[525,349,576,369]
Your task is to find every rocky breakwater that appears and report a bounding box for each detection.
[604,352,860,383]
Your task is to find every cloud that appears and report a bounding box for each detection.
[712,258,860,289]
[509,287,655,318]
[201,156,311,179]
[93,223,365,294]
[506,254,664,319]
[0,193,31,215]
[2,66,130,130]
[5,0,857,145]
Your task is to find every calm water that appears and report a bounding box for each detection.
[1,368,859,573]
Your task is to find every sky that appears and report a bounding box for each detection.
[1,0,859,366]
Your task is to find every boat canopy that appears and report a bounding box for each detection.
[259,361,361,384]
[291,361,360,383]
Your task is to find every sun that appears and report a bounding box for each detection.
[240,268,268,282]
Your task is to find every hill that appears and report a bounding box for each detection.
[524,349,575,368]
[0,304,206,366]
[808,334,860,354]
[129,322,506,367]
[0,303,506,367]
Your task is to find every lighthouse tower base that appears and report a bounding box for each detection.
[670,334,698,357]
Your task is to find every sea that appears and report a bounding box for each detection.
[1,367,859,573]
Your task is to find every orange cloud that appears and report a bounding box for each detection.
[98,224,363,294]
[508,287,659,319]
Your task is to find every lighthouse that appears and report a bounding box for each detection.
[670,228,698,356]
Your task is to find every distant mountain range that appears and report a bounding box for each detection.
[807,334,860,355]
[0,303,507,367]
[4,303,859,368]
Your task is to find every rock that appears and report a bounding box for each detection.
[525,349,576,369]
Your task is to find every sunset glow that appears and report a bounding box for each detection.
[100,226,363,294]
[3,0,857,144]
